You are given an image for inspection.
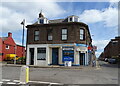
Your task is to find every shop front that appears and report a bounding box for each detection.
[62,46,74,66]
[76,44,88,66]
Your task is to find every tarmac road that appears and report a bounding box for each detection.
[1,61,119,85]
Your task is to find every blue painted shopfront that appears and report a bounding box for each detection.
[62,46,74,62]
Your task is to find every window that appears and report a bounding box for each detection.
[37,48,46,60]
[40,19,44,24]
[47,29,53,40]
[62,29,67,40]
[6,45,9,49]
[70,17,72,21]
[34,30,39,41]
[74,18,78,22]
[80,28,85,40]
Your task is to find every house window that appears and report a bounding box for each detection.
[47,29,53,40]
[39,19,44,24]
[6,45,9,49]
[37,48,46,60]
[34,30,39,41]
[80,28,85,40]
[74,17,78,22]
[62,29,67,40]
[70,17,72,21]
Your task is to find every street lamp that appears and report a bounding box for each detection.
[21,19,25,64]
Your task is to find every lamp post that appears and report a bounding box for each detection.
[21,19,25,64]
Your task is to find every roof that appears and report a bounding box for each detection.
[49,19,65,23]
[67,15,79,18]
[32,19,65,25]
[16,44,25,47]
[33,15,79,25]
[0,37,8,41]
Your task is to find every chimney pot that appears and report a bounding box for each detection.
[8,32,12,37]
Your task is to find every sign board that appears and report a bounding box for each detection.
[76,44,87,47]
[76,47,87,51]
[63,48,74,50]
[63,56,74,62]
[62,46,74,62]
[93,46,97,51]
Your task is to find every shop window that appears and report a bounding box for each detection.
[62,47,74,62]
[34,30,39,41]
[47,29,53,40]
[37,48,46,60]
[62,28,67,40]
[6,45,9,49]
[80,28,85,40]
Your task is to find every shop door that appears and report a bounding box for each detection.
[29,48,34,65]
[52,48,59,65]
[79,52,85,65]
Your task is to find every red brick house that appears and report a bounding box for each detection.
[0,32,25,61]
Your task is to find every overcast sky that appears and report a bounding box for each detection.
[1,0,119,57]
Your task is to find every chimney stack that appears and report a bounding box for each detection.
[8,32,12,37]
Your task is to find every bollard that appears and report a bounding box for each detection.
[20,65,29,84]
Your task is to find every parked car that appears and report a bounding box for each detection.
[108,58,117,64]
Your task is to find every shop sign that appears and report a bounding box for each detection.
[76,44,87,47]
[63,56,74,62]
[63,48,74,50]
[76,47,87,51]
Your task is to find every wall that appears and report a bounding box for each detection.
[16,45,25,57]
[27,22,91,45]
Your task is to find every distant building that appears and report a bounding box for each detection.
[0,32,25,61]
[26,12,94,66]
[99,36,120,60]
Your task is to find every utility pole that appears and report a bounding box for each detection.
[21,19,25,64]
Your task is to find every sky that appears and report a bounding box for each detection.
[0,0,119,57]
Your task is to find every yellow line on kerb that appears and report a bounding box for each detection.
[26,67,29,83]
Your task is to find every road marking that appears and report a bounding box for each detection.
[2,79,10,81]
[6,82,16,84]
[0,82,3,84]
[50,82,63,85]
[13,80,20,82]
[2,79,63,85]
[29,80,50,84]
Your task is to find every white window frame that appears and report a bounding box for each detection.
[6,45,9,49]
[80,28,85,40]
[37,48,46,60]
[62,29,67,40]
[34,30,39,41]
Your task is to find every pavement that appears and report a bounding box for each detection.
[0,61,119,85]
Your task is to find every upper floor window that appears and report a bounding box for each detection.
[6,45,9,49]
[47,29,53,40]
[70,17,72,21]
[62,29,67,40]
[80,28,85,40]
[74,17,78,22]
[34,30,39,41]
[39,19,44,24]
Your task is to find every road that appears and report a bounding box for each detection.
[1,61,119,85]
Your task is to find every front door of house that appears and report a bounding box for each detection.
[29,48,34,65]
[52,48,59,65]
[79,52,85,65]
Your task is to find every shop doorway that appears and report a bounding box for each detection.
[29,48,34,65]
[79,52,85,65]
[52,48,59,65]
